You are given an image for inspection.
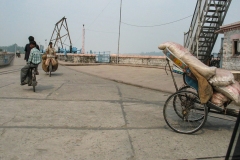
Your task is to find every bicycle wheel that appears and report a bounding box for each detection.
[49,61,52,77]
[32,69,36,92]
[178,86,211,113]
[173,85,197,119]
[178,85,197,93]
[163,90,208,134]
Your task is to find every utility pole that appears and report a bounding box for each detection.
[117,0,122,64]
[81,24,85,54]
[15,43,16,53]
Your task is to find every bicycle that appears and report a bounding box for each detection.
[46,54,56,77]
[29,67,37,92]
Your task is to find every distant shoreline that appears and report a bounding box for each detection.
[121,52,164,56]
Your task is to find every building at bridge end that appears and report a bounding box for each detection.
[216,21,240,71]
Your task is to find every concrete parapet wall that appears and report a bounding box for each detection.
[110,54,167,67]
[58,54,96,63]
[57,53,168,67]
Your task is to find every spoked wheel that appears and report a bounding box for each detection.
[173,86,198,118]
[32,69,36,92]
[163,90,208,134]
[178,85,197,93]
[179,86,211,113]
[49,61,52,77]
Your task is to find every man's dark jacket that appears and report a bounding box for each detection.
[24,43,39,61]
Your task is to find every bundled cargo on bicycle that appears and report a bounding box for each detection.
[42,54,58,76]
[158,41,240,134]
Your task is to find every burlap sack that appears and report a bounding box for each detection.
[231,81,240,106]
[209,68,235,86]
[189,66,213,104]
[235,97,240,106]
[45,58,50,66]
[51,58,57,66]
[52,63,58,72]
[42,60,48,72]
[42,54,47,60]
[232,81,240,93]
[211,92,229,107]
[159,42,216,80]
[214,85,239,103]
[42,58,58,72]
[158,41,189,59]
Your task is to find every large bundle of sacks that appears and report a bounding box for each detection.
[159,42,240,107]
[42,54,58,72]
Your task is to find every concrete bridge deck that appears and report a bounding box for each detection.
[0,57,237,160]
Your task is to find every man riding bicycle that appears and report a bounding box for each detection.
[20,41,42,85]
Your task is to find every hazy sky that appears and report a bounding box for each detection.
[0,0,239,54]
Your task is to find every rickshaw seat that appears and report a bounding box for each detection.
[183,74,198,91]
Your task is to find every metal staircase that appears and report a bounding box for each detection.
[184,0,231,64]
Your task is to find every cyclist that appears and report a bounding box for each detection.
[24,36,40,74]
[45,42,56,56]
[20,41,42,85]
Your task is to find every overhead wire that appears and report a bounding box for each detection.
[87,0,114,29]
[121,15,193,27]
[73,14,193,46]
[84,14,193,34]
[74,0,114,46]
[86,29,118,34]
[83,15,193,34]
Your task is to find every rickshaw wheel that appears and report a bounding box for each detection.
[177,85,211,113]
[173,85,198,118]
[178,85,197,93]
[163,90,208,134]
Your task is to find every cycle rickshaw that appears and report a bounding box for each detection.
[162,47,239,134]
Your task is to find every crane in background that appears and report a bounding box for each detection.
[49,17,78,53]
